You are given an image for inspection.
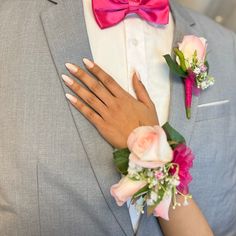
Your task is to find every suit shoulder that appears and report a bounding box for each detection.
[0,0,54,16]
[183,6,236,41]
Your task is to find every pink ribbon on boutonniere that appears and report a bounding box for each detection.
[164,35,215,119]
[184,69,201,118]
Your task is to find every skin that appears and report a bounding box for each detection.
[63,59,159,148]
[159,195,214,236]
[63,59,213,236]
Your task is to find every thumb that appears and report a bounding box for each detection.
[132,71,153,108]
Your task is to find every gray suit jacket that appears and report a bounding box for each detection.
[0,0,236,235]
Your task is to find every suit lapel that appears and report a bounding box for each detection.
[40,0,133,235]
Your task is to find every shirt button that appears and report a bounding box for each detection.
[130,38,138,46]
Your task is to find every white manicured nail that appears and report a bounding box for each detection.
[83,58,94,69]
[62,74,74,85]
[65,63,78,73]
[65,94,77,103]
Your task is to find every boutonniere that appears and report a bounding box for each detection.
[164,35,215,119]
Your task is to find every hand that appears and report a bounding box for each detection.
[62,58,159,149]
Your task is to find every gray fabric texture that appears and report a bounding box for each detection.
[0,0,235,235]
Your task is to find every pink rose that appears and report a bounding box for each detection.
[153,194,172,221]
[110,176,147,206]
[178,35,207,63]
[127,126,173,169]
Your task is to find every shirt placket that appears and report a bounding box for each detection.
[124,16,148,97]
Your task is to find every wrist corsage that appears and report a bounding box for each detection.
[110,123,194,221]
[164,35,215,119]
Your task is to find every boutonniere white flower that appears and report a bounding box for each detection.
[164,35,215,119]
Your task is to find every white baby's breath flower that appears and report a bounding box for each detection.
[147,198,155,206]
[129,161,136,169]
[197,75,215,90]
[133,197,145,213]
[147,170,154,177]
[169,178,180,187]
[151,179,158,186]
[135,165,143,172]
[200,81,208,90]
[208,76,215,86]
[193,67,201,75]
[183,198,189,206]
[127,169,138,176]
[128,160,143,174]
[151,191,158,202]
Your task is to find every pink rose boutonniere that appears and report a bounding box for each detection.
[164,35,215,119]
[111,123,194,221]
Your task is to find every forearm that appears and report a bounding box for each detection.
[158,195,213,236]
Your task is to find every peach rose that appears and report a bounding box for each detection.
[178,35,207,63]
[153,194,172,221]
[127,126,173,169]
[110,176,147,206]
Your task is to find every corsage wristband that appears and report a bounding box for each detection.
[110,123,194,221]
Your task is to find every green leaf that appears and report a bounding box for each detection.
[113,148,130,175]
[162,122,186,148]
[205,60,209,74]
[193,50,198,64]
[163,54,187,78]
[131,184,149,202]
[173,48,187,72]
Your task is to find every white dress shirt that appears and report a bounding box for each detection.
[82,0,174,232]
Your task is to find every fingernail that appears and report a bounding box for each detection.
[135,71,141,82]
[83,58,94,69]
[62,74,74,85]
[65,94,77,103]
[65,63,78,73]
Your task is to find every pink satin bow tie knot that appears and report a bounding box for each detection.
[92,0,170,29]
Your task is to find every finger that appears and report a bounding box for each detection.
[65,93,104,127]
[65,63,114,106]
[132,72,154,108]
[62,74,108,117]
[82,58,127,98]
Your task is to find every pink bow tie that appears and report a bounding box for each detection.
[92,0,170,29]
